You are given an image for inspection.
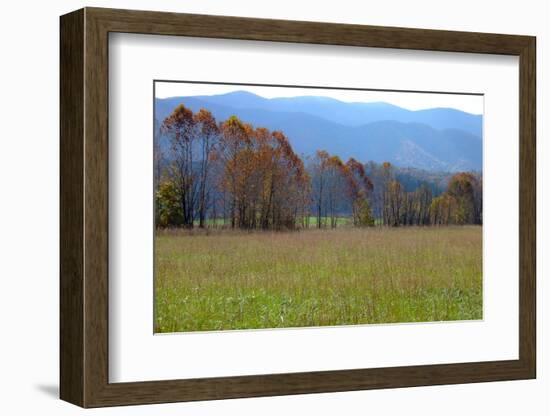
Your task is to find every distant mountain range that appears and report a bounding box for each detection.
[155,91,482,172]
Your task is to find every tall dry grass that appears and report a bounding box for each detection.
[155,226,482,332]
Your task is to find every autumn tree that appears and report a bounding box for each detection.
[266,131,310,229]
[156,179,183,227]
[309,154,374,228]
[194,109,220,228]
[447,172,480,224]
[311,150,330,228]
[217,115,251,228]
[401,184,433,226]
[387,180,403,226]
[415,184,433,225]
[325,155,349,228]
[214,118,310,230]
[428,172,481,225]
[430,193,455,225]
[161,104,197,228]
[154,120,165,225]
[381,162,394,226]
[345,158,374,226]
[310,152,353,228]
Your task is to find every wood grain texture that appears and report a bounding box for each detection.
[59,8,84,407]
[59,7,537,408]
[518,38,537,375]
[83,10,110,407]
[88,7,532,54]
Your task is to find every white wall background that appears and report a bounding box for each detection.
[0,0,545,414]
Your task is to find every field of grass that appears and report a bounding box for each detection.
[155,226,482,333]
[193,216,354,227]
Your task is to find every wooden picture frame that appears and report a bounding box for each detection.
[60,7,536,408]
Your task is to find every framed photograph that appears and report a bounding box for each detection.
[60,7,536,408]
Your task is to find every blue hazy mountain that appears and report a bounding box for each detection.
[155,91,482,172]
[173,91,483,136]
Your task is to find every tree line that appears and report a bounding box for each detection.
[155,104,482,230]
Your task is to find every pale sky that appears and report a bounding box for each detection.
[154,81,483,115]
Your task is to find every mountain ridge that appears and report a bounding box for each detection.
[155,92,482,172]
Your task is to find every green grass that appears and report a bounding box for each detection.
[192,218,227,226]
[303,216,353,226]
[154,226,482,333]
[193,216,354,227]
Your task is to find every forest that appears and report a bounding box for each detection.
[155,104,483,231]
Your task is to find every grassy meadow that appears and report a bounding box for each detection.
[154,226,482,333]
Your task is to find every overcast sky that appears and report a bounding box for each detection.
[155,81,483,115]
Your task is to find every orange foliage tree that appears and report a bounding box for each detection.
[161,104,197,228]
[215,116,310,230]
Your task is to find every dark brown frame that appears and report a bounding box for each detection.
[60,7,536,408]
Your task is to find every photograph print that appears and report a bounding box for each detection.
[154,81,483,333]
